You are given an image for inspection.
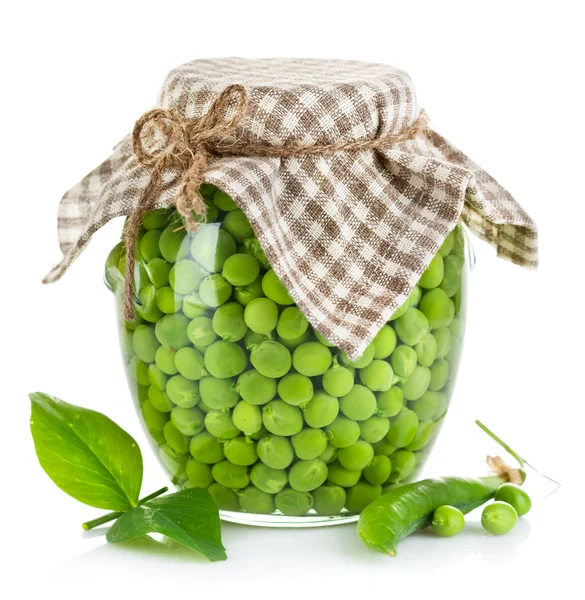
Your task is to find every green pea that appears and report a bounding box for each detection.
[145,257,171,288]
[338,441,374,471]
[233,275,264,307]
[303,391,339,428]
[275,488,313,516]
[199,274,233,308]
[148,364,167,390]
[244,297,279,334]
[389,345,416,379]
[185,458,213,488]
[440,255,463,297]
[278,373,314,406]
[190,224,237,273]
[339,343,375,369]
[174,347,206,380]
[168,260,203,295]
[159,444,188,480]
[412,391,440,420]
[291,428,328,460]
[312,484,346,515]
[128,356,150,386]
[277,330,314,350]
[163,420,190,454]
[186,316,215,349]
[450,315,465,338]
[372,440,396,456]
[212,302,247,342]
[250,341,292,378]
[171,406,205,436]
[429,359,450,391]
[432,505,465,537]
[159,223,188,263]
[363,455,392,485]
[257,435,294,469]
[134,284,164,323]
[325,416,361,448]
[189,432,225,464]
[288,459,328,492]
[223,437,258,466]
[394,308,430,346]
[232,401,263,435]
[142,207,172,230]
[276,307,309,340]
[148,386,173,412]
[236,370,277,405]
[243,238,271,270]
[199,376,239,409]
[376,387,404,417]
[372,325,397,359]
[212,460,250,489]
[154,346,178,375]
[433,327,451,358]
[221,209,254,242]
[156,286,182,314]
[359,416,391,443]
[340,385,377,421]
[243,330,272,350]
[419,288,455,329]
[222,253,260,287]
[262,400,304,436]
[495,483,532,516]
[401,365,431,400]
[166,375,200,408]
[415,333,438,367]
[155,314,190,350]
[262,269,294,305]
[345,482,382,512]
[438,230,455,257]
[204,410,240,439]
[326,461,362,487]
[386,409,419,448]
[141,400,169,431]
[204,341,247,379]
[405,419,435,451]
[387,449,417,482]
[132,324,159,363]
[250,462,288,494]
[419,254,444,289]
[313,329,335,347]
[318,444,338,464]
[481,501,518,535]
[433,392,449,420]
[359,360,394,392]
[140,229,163,261]
[322,365,354,397]
[182,292,209,319]
[238,486,275,514]
[213,189,238,211]
[208,482,239,511]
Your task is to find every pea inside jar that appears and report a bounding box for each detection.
[106,185,468,524]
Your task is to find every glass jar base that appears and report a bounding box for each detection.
[219,510,360,528]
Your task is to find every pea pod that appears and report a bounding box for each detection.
[357,475,506,556]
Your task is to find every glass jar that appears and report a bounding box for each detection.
[104,185,470,526]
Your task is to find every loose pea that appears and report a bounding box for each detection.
[401,365,431,400]
[276,307,309,340]
[185,458,213,488]
[339,343,375,369]
[429,359,450,391]
[159,223,187,263]
[338,441,374,471]
[292,428,328,460]
[432,505,465,537]
[419,288,455,329]
[419,254,444,289]
[394,308,430,346]
[212,302,248,342]
[221,209,254,242]
[275,488,313,516]
[495,483,532,516]
[250,340,292,378]
[169,259,204,295]
[359,416,391,443]
[288,459,328,492]
[174,347,206,380]
[233,275,264,307]
[262,400,304,436]
[278,373,314,406]
[204,341,247,378]
[303,391,339,428]
[412,391,440,420]
[292,342,332,377]
[326,461,362,487]
[199,274,233,308]
[166,375,200,408]
[262,269,294,305]
[481,501,518,535]
[223,437,258,466]
[155,314,190,350]
[325,416,361,448]
[190,224,237,273]
[171,406,205,436]
[250,462,288,494]
[221,253,260,287]
[208,482,239,511]
[312,484,346,515]
[376,387,404,417]
[345,482,382,512]
[156,286,182,314]
[256,435,295,469]
[204,410,240,439]
[386,409,419,448]
[212,460,250,489]
[199,376,239,409]
[189,432,225,464]
[244,298,279,334]
[415,333,438,367]
[359,360,394,392]
[237,370,277,405]
[340,385,377,421]
[387,449,417,482]
[363,455,392,485]
[232,401,263,435]
[372,325,397,359]
[322,365,354,397]
[238,486,275,514]
[163,420,190,454]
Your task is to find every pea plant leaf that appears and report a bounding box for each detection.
[107,488,227,562]
[29,392,143,511]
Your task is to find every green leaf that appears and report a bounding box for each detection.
[106,488,227,562]
[29,392,143,511]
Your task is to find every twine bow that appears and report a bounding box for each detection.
[123,85,429,321]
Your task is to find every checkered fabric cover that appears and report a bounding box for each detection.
[44,58,538,357]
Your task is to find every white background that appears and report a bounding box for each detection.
[2,1,583,598]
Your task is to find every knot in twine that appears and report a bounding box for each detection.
[123,84,429,321]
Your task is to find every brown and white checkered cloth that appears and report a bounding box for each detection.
[44,58,538,358]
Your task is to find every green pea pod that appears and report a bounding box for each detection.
[357,475,506,556]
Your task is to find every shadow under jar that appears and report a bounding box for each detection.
[104,185,471,527]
